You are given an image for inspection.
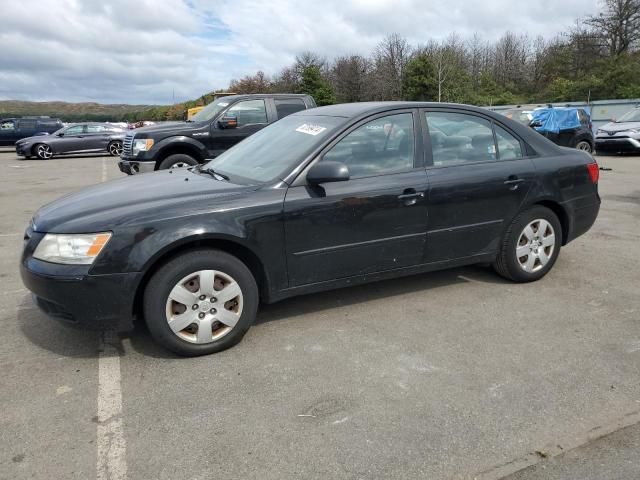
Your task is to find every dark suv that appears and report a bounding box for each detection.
[0,117,63,146]
[500,107,594,153]
[118,94,316,174]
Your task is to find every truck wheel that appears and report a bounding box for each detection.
[493,206,562,283]
[143,249,259,356]
[158,154,198,170]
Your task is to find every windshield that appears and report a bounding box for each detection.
[204,115,345,183]
[190,97,235,122]
[616,108,640,123]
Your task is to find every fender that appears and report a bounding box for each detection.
[151,135,209,163]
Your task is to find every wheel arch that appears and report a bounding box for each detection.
[132,236,269,319]
[531,199,570,245]
[154,138,207,168]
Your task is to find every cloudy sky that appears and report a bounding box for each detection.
[0,0,600,105]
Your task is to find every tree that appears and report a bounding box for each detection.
[330,55,371,103]
[228,71,271,94]
[586,0,640,56]
[403,54,437,100]
[298,65,335,105]
[371,33,412,100]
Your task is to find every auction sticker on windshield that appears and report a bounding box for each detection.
[296,124,327,136]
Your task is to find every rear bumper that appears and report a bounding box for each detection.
[564,196,601,244]
[595,137,640,153]
[118,159,155,175]
[20,259,139,331]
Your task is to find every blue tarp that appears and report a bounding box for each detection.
[530,107,584,134]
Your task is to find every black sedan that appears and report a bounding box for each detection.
[15,123,126,159]
[20,102,601,356]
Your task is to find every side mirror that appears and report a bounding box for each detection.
[307,161,350,185]
[57,132,64,137]
[218,114,238,129]
[529,120,542,128]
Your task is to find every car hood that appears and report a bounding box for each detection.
[598,121,640,133]
[16,133,53,144]
[32,168,258,233]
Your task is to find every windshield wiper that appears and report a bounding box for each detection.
[197,165,229,181]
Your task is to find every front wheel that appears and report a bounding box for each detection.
[158,153,198,170]
[34,143,53,160]
[143,249,258,356]
[493,206,562,282]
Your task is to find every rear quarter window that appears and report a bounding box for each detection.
[274,99,307,119]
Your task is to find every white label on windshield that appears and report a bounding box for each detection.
[296,124,326,136]
[218,102,229,107]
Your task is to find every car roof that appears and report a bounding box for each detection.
[227,93,311,100]
[293,101,502,118]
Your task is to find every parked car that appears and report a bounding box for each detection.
[15,123,126,159]
[118,93,316,174]
[529,107,595,152]
[499,107,594,152]
[21,102,600,356]
[595,106,640,154]
[0,116,63,146]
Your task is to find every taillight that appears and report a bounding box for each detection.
[587,162,599,184]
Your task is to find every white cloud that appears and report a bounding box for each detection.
[0,0,600,104]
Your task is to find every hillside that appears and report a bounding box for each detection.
[0,100,165,122]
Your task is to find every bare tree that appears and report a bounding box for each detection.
[586,0,640,55]
[371,33,412,100]
[330,55,372,102]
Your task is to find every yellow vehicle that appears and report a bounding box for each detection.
[187,106,204,120]
[187,93,237,120]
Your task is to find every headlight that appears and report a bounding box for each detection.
[596,129,604,135]
[33,232,112,264]
[132,138,154,155]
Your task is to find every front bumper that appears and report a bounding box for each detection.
[118,159,156,175]
[20,257,139,331]
[15,144,29,156]
[595,136,640,153]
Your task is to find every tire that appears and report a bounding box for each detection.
[575,140,592,153]
[143,249,259,356]
[493,206,562,283]
[108,140,123,156]
[158,153,198,170]
[34,143,53,160]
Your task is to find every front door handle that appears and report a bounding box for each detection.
[398,189,425,205]
[504,176,525,190]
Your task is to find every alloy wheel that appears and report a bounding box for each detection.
[36,144,53,159]
[165,269,243,344]
[170,161,189,169]
[516,219,556,273]
[109,142,123,156]
[576,141,592,153]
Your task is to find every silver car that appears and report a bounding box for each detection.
[595,107,640,154]
[15,123,126,160]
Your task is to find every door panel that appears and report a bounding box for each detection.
[52,125,86,153]
[423,109,535,262]
[284,111,428,287]
[84,125,111,151]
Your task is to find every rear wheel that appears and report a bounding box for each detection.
[108,140,123,156]
[143,249,258,356]
[493,206,562,282]
[34,143,53,160]
[158,153,198,170]
[575,140,592,153]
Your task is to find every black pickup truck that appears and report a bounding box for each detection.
[118,94,316,174]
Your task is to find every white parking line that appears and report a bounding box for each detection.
[97,331,127,480]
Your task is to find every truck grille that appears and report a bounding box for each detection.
[123,133,134,156]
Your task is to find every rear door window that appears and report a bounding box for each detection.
[274,98,307,119]
[425,111,496,166]
[18,119,37,131]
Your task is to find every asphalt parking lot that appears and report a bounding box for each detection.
[0,147,638,480]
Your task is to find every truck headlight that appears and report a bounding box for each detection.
[33,233,112,264]
[132,138,154,155]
